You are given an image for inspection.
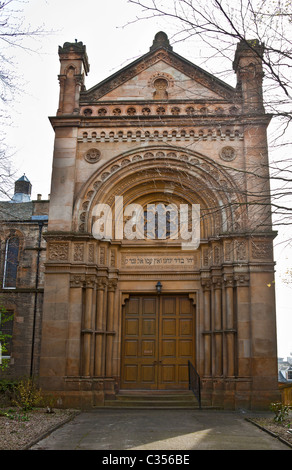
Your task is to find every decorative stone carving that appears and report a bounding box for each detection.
[73,243,84,262]
[85,275,96,288]
[78,128,243,143]
[236,241,246,261]
[48,242,69,261]
[110,249,116,267]
[224,242,233,261]
[201,278,212,290]
[96,277,107,290]
[88,244,94,263]
[107,279,118,292]
[85,148,101,164]
[252,241,273,259]
[127,107,136,116]
[214,246,221,265]
[100,247,105,265]
[70,274,85,288]
[156,106,166,115]
[142,107,151,116]
[203,248,209,267]
[234,273,249,287]
[81,48,234,102]
[83,108,92,116]
[220,146,236,162]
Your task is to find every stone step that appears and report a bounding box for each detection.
[103,391,201,409]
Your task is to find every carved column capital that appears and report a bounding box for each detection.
[70,274,85,288]
[212,276,223,289]
[234,273,249,287]
[223,275,234,288]
[201,278,212,291]
[96,276,107,290]
[85,275,96,288]
[108,279,118,292]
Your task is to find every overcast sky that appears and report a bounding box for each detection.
[2,0,291,358]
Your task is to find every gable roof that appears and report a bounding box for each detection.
[80,32,237,104]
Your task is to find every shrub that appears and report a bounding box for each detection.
[270,402,290,422]
[13,377,43,411]
[0,379,18,406]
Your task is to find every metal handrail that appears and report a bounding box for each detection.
[188,360,201,409]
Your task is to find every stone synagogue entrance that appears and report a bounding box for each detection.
[38,33,281,410]
[121,295,195,390]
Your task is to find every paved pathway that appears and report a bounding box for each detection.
[30,409,291,451]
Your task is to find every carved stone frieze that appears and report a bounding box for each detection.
[88,244,94,263]
[251,240,273,259]
[235,240,247,261]
[73,243,84,262]
[48,242,69,261]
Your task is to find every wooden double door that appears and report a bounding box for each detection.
[121,294,195,390]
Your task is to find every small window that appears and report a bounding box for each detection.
[3,237,19,288]
[288,370,292,380]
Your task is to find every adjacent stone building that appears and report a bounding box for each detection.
[0,176,49,377]
[3,32,280,409]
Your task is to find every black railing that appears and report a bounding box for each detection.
[188,360,201,409]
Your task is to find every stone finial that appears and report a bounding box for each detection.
[150,31,173,52]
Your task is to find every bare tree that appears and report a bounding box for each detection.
[0,0,50,199]
[128,0,292,232]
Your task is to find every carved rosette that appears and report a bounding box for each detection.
[85,148,101,163]
[220,146,236,162]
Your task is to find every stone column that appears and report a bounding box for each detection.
[201,279,212,377]
[224,275,235,377]
[234,273,251,379]
[106,280,117,377]
[81,276,95,377]
[213,277,223,376]
[67,275,85,376]
[94,277,106,376]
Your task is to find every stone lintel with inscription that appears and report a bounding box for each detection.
[121,253,199,270]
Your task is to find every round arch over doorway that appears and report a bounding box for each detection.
[73,145,246,240]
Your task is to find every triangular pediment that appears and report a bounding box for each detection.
[80,39,236,104]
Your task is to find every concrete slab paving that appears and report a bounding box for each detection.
[30,409,291,451]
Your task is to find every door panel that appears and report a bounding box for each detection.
[121,294,195,390]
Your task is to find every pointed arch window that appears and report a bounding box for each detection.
[3,237,19,288]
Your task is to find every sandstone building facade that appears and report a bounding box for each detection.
[0,176,49,377]
[4,32,280,409]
